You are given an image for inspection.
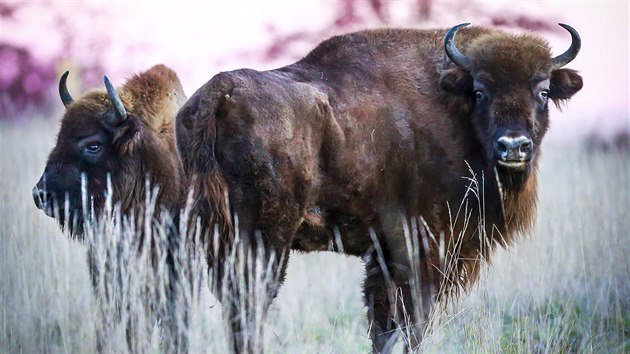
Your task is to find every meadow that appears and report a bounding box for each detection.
[1,117,628,353]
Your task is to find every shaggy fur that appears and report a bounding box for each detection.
[177,26,582,353]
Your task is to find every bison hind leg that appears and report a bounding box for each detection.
[221,239,291,353]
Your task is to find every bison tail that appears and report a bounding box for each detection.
[180,88,234,248]
[190,168,233,245]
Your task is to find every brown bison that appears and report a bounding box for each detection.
[32,64,188,352]
[177,23,582,353]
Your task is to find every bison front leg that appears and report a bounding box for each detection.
[364,213,438,353]
[221,240,290,354]
[392,276,435,353]
[363,246,400,354]
[363,248,435,354]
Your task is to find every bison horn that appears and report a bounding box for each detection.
[103,75,127,125]
[551,23,581,69]
[58,71,74,108]
[444,23,472,70]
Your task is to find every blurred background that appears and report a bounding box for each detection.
[0,0,627,139]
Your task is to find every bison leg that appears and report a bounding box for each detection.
[212,134,302,352]
[363,246,400,354]
[395,282,433,353]
[221,240,290,354]
[364,213,438,353]
[219,205,292,352]
[363,246,435,353]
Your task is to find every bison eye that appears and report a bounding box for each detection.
[474,90,486,103]
[538,90,549,101]
[85,144,102,154]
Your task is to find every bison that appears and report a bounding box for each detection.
[176,23,582,353]
[32,64,188,352]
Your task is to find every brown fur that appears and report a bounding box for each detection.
[177,26,582,353]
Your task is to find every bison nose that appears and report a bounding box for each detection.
[494,135,533,162]
[32,186,52,209]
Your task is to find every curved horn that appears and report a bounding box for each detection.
[58,71,74,107]
[444,23,472,70]
[103,75,127,125]
[551,23,581,69]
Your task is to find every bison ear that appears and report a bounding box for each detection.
[549,68,583,105]
[104,112,142,156]
[440,68,473,94]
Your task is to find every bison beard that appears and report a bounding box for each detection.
[177,23,582,353]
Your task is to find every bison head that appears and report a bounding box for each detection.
[32,66,185,236]
[440,23,582,179]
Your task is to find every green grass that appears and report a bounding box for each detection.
[1,118,628,353]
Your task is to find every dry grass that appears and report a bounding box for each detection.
[1,118,628,353]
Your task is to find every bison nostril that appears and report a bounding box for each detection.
[521,140,532,149]
[32,187,52,209]
[495,140,508,154]
[32,187,42,208]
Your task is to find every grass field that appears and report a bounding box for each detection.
[1,118,628,353]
